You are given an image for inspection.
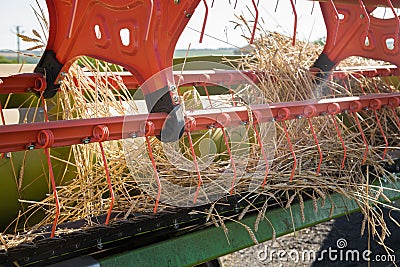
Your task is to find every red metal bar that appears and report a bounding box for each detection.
[43,0,201,93]
[0,70,260,94]
[0,93,399,154]
[0,73,46,94]
[334,65,400,79]
[3,66,400,95]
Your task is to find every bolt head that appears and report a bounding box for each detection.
[172,95,180,103]
[82,138,91,144]
[169,85,177,93]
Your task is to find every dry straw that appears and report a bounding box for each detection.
[1,4,399,254]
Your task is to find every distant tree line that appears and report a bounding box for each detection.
[0,56,18,64]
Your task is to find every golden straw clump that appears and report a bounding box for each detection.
[228,28,400,250]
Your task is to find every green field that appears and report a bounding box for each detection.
[0,48,239,64]
[174,48,238,58]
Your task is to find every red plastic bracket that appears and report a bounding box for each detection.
[318,0,400,69]
[44,0,200,94]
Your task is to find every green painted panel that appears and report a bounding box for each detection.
[0,147,76,231]
[99,180,400,267]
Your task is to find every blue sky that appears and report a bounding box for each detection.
[0,1,326,51]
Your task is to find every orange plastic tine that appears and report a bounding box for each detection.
[372,78,380,93]
[250,0,259,44]
[369,99,389,160]
[92,124,114,224]
[143,121,162,213]
[39,96,59,237]
[45,147,59,238]
[359,79,367,95]
[331,115,347,169]
[341,77,350,94]
[289,0,298,46]
[358,0,370,47]
[391,107,400,129]
[0,102,5,126]
[187,132,202,203]
[203,83,213,108]
[98,142,115,224]
[199,0,209,43]
[41,95,49,122]
[307,118,323,175]
[281,121,297,181]
[228,84,236,106]
[329,0,340,45]
[253,121,270,188]
[185,118,202,204]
